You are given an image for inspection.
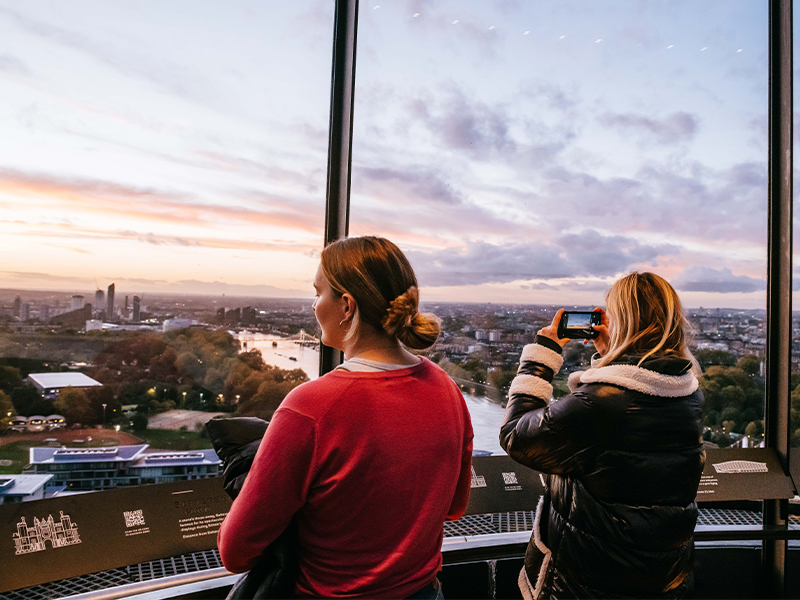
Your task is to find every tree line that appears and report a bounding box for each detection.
[0,329,307,432]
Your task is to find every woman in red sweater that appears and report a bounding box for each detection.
[218,236,474,599]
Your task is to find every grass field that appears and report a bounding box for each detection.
[138,428,213,451]
[0,441,34,474]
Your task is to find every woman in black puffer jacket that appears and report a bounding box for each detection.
[500,272,705,599]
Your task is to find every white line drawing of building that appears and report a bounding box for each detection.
[470,466,487,488]
[13,511,81,555]
[712,460,769,474]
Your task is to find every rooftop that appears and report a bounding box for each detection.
[27,445,220,468]
[30,444,148,464]
[27,372,102,389]
[0,474,54,496]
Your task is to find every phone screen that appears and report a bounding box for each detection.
[566,313,592,328]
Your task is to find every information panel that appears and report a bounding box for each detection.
[0,477,232,593]
[465,455,545,515]
[697,448,795,502]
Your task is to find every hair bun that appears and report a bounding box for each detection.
[382,287,419,337]
[382,287,441,350]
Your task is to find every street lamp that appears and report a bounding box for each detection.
[182,391,186,407]
[102,403,107,428]
[235,394,240,406]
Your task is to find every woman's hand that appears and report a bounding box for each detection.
[590,307,610,355]
[538,309,571,348]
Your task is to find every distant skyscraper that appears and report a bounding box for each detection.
[94,289,104,311]
[12,295,21,319]
[132,295,140,321]
[39,305,50,321]
[70,295,84,311]
[21,303,30,321]
[107,283,115,319]
[124,295,129,319]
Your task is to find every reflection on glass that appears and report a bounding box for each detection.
[351,1,768,452]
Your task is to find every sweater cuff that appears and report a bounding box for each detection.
[534,334,563,354]
[520,341,564,374]
[509,374,553,402]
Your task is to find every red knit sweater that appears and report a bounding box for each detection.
[217,358,473,598]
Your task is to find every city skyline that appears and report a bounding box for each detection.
[0,1,792,309]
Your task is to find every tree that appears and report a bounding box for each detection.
[130,413,148,431]
[0,391,16,433]
[10,384,40,416]
[0,366,23,393]
[488,369,517,398]
[695,350,736,370]
[54,387,95,426]
[736,355,761,377]
[745,420,764,440]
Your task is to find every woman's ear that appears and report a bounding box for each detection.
[341,293,357,321]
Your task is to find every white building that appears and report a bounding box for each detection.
[85,319,103,331]
[24,445,220,491]
[0,474,54,504]
[27,373,103,399]
[163,318,193,332]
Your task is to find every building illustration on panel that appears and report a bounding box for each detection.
[13,511,81,555]
[712,460,769,474]
[470,466,486,488]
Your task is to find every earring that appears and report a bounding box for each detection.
[339,319,346,328]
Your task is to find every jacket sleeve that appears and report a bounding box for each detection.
[499,336,599,474]
[217,407,316,574]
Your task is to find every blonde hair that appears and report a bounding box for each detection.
[593,272,699,372]
[320,236,440,350]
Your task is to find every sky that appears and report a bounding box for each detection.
[0,0,791,309]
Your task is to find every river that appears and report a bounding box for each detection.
[240,332,506,455]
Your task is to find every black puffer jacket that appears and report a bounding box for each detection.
[499,336,705,600]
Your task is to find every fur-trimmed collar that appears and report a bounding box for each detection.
[567,363,698,397]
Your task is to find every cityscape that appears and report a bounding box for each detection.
[0,283,796,463]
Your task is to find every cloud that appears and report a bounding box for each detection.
[0,53,30,76]
[356,166,463,205]
[533,161,766,245]
[196,151,325,194]
[519,81,578,111]
[598,111,699,144]
[2,221,318,254]
[555,230,678,275]
[411,89,515,156]
[0,270,94,285]
[0,6,222,108]
[672,266,766,293]
[0,167,324,234]
[407,232,673,287]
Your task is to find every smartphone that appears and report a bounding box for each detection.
[557,311,602,340]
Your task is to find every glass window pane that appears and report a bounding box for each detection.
[0,2,332,482]
[352,1,768,454]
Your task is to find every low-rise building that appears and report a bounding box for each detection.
[0,474,54,504]
[27,373,103,399]
[23,445,221,491]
